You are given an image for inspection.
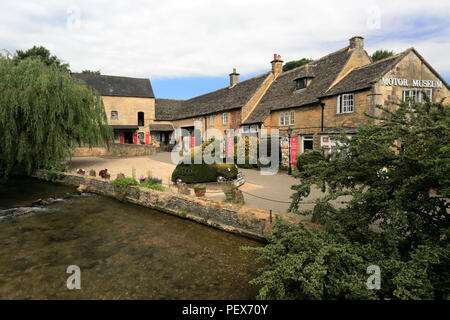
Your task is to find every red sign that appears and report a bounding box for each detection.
[191,136,195,148]
[145,132,150,145]
[119,133,124,144]
[227,137,234,158]
[291,137,298,164]
[133,132,138,144]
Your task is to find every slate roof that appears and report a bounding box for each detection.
[243,46,355,124]
[321,51,408,97]
[71,73,155,98]
[154,73,271,121]
[154,99,184,121]
[149,123,174,131]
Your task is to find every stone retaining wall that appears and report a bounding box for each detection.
[74,143,157,157]
[33,170,302,241]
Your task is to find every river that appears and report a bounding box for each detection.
[0,177,261,299]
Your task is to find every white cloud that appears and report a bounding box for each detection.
[0,0,449,80]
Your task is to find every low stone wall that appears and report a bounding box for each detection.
[32,170,302,241]
[74,143,157,157]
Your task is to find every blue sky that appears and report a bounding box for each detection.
[1,1,449,100]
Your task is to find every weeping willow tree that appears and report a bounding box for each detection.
[0,54,112,177]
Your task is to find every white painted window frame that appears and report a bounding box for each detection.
[222,112,228,125]
[336,93,354,114]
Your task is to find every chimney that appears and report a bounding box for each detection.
[271,54,283,75]
[349,36,364,49]
[229,68,240,87]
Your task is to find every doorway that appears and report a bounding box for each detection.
[124,132,133,144]
[302,136,313,153]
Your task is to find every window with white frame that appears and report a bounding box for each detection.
[336,93,354,114]
[222,112,228,125]
[250,124,258,133]
[209,115,214,126]
[403,89,432,103]
[279,111,294,126]
[242,125,249,133]
[111,110,118,120]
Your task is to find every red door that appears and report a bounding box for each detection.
[119,133,124,144]
[133,132,138,144]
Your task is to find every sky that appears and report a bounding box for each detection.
[1,0,449,99]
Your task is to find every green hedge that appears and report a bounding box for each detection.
[171,162,237,184]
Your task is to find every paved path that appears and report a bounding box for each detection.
[67,152,323,215]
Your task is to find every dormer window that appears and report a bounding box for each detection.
[295,77,308,90]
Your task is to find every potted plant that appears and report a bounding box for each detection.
[89,169,96,177]
[221,180,235,201]
[194,184,206,197]
[77,168,86,175]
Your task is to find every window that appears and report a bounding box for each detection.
[138,112,144,126]
[209,115,214,126]
[138,132,144,141]
[295,78,307,90]
[279,111,294,126]
[222,112,228,125]
[242,125,249,133]
[336,93,354,114]
[250,125,258,133]
[111,111,118,120]
[403,89,432,103]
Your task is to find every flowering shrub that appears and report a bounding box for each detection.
[99,169,111,179]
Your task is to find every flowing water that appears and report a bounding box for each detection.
[0,177,262,299]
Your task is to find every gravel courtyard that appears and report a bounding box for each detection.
[67,152,327,215]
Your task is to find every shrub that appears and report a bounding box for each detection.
[247,100,450,300]
[139,181,165,191]
[194,184,206,190]
[113,177,138,200]
[171,162,237,184]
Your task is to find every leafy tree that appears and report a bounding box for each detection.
[371,50,395,62]
[282,58,314,72]
[246,98,450,299]
[13,45,70,72]
[82,70,101,75]
[0,53,112,177]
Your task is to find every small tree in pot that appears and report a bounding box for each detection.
[194,184,206,197]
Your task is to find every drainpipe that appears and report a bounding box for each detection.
[319,100,325,132]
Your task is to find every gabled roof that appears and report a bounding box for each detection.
[154,73,271,121]
[243,46,355,124]
[71,73,155,98]
[321,50,409,97]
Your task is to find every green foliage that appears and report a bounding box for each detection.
[249,99,450,300]
[282,58,314,72]
[171,162,238,184]
[139,181,165,191]
[371,50,395,62]
[14,46,70,72]
[46,161,67,172]
[194,184,206,190]
[0,54,112,177]
[81,70,101,75]
[113,177,138,200]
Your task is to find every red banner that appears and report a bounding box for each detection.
[133,132,138,144]
[191,136,195,148]
[119,133,124,144]
[291,137,298,164]
[145,132,150,145]
[227,137,233,158]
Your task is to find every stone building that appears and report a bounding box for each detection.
[72,73,158,145]
[244,37,449,156]
[74,36,449,157]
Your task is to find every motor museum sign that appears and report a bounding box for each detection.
[381,77,443,88]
